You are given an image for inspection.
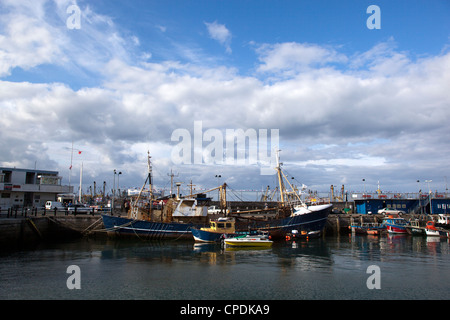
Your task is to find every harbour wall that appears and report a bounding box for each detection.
[0,205,441,250]
[0,214,103,251]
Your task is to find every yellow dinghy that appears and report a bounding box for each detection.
[224,234,273,247]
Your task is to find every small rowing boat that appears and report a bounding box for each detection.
[224,233,273,247]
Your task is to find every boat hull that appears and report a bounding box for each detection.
[224,237,273,247]
[237,204,332,240]
[383,217,408,234]
[425,228,449,237]
[386,225,408,234]
[102,203,332,241]
[191,228,233,243]
[406,226,426,236]
[101,214,201,240]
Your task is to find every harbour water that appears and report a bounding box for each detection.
[1,234,449,301]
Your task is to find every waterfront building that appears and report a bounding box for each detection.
[351,192,450,214]
[0,167,73,210]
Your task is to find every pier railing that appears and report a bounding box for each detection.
[0,206,111,218]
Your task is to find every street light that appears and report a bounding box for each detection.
[417,180,423,214]
[113,169,117,213]
[425,180,432,214]
[215,174,222,201]
[117,171,122,197]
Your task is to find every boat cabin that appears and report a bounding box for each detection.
[201,217,235,233]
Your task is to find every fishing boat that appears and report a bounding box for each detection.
[349,222,384,235]
[436,214,450,229]
[101,152,226,240]
[102,151,332,241]
[366,227,382,235]
[405,219,426,236]
[224,233,273,247]
[231,151,332,240]
[382,215,408,234]
[425,221,449,237]
[191,217,237,242]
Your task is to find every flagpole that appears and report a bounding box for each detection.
[79,162,83,203]
[69,141,73,188]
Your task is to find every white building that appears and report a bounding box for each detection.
[0,167,73,209]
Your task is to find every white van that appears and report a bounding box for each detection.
[45,201,65,210]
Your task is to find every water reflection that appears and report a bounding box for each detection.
[1,234,450,300]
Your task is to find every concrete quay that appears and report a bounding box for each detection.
[0,212,103,250]
[0,205,442,251]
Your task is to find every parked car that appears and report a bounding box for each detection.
[208,206,222,214]
[45,201,65,210]
[377,208,405,215]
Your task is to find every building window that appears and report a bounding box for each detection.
[1,193,10,198]
[3,171,12,183]
[26,172,36,184]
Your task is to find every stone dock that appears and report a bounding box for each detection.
[0,210,439,251]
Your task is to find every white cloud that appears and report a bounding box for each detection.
[0,2,449,192]
[256,42,347,76]
[205,21,232,54]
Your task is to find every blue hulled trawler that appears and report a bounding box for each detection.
[101,151,332,240]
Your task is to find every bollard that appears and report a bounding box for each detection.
[54,207,57,216]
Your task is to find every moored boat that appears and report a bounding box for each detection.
[425,221,449,237]
[102,151,332,241]
[349,222,384,235]
[436,214,450,230]
[406,219,426,236]
[383,215,408,234]
[191,217,237,242]
[224,233,273,247]
[366,228,381,235]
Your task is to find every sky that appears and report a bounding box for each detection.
[0,0,449,198]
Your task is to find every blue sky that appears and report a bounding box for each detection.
[1,0,449,196]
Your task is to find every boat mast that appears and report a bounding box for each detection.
[147,151,153,217]
[276,150,286,204]
[276,150,303,206]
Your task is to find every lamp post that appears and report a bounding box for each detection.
[215,174,221,201]
[117,171,122,198]
[417,180,423,214]
[425,180,432,214]
[113,169,116,213]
